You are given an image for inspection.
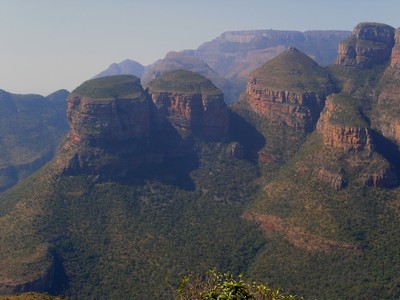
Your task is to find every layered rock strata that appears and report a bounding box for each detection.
[336,22,395,68]
[56,75,159,178]
[66,75,151,146]
[246,47,335,132]
[147,70,229,139]
[317,94,373,154]
[57,73,229,178]
[391,28,400,68]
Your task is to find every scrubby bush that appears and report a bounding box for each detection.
[175,270,302,300]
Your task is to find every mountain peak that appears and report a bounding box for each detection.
[337,22,395,68]
[249,47,334,93]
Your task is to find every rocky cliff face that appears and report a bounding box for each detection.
[391,28,400,68]
[336,22,395,68]
[245,47,336,132]
[372,28,400,145]
[317,94,373,154]
[147,70,229,140]
[57,73,229,178]
[67,93,150,146]
[57,75,160,178]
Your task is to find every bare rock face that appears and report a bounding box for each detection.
[373,29,400,145]
[337,22,395,68]
[317,94,373,154]
[67,75,151,146]
[391,28,400,68]
[56,75,163,178]
[147,70,229,140]
[246,47,336,132]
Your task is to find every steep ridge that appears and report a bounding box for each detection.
[0,89,69,191]
[372,28,400,145]
[54,75,161,180]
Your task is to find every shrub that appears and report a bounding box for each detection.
[175,270,302,300]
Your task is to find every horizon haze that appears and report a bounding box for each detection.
[0,0,399,95]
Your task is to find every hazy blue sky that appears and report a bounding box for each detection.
[0,0,399,95]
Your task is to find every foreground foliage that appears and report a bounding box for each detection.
[175,270,301,300]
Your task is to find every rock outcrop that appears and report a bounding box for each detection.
[336,22,395,68]
[317,94,373,154]
[147,70,229,140]
[245,47,336,132]
[391,28,400,68]
[317,168,347,191]
[373,28,400,145]
[57,73,229,178]
[57,75,161,178]
[67,75,151,146]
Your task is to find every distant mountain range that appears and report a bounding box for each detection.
[94,29,351,103]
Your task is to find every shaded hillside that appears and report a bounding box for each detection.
[0,89,69,191]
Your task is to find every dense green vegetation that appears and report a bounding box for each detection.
[70,75,145,100]
[327,93,368,127]
[0,141,266,299]
[147,70,222,95]
[0,89,68,191]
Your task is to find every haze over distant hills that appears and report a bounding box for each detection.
[94,29,351,103]
[92,59,144,79]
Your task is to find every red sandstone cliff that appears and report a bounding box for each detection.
[317,94,373,154]
[147,70,229,140]
[391,28,400,68]
[336,22,395,68]
[245,47,335,132]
